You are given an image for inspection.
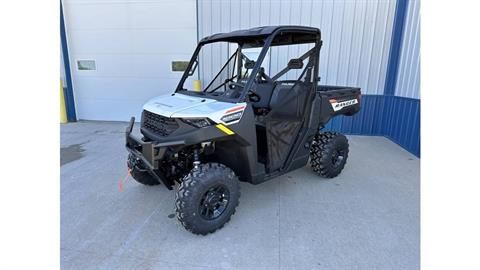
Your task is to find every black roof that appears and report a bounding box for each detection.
[199,25,320,44]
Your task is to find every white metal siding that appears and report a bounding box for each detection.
[197,0,397,95]
[63,0,197,121]
[394,0,420,99]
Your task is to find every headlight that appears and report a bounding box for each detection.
[181,118,213,128]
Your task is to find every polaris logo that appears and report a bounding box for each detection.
[154,102,173,108]
[330,99,358,112]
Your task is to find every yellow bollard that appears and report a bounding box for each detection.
[60,79,68,123]
[193,80,201,92]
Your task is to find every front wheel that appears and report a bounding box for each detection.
[309,132,349,178]
[175,163,240,235]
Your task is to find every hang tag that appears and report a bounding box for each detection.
[118,169,131,192]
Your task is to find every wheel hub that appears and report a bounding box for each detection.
[204,192,222,208]
[199,185,230,220]
[332,150,345,168]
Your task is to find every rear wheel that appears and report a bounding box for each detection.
[310,132,349,178]
[127,154,160,186]
[175,163,240,235]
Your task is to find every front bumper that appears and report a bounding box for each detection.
[125,117,184,170]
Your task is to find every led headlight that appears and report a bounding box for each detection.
[221,111,243,123]
[181,118,213,128]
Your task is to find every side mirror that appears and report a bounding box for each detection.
[188,59,198,76]
[287,58,303,69]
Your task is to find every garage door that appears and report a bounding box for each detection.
[62,0,197,121]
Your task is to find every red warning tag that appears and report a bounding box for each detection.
[118,169,131,192]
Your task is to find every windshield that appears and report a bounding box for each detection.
[177,41,264,101]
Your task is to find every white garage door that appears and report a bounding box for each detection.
[63,0,197,121]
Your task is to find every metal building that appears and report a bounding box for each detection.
[61,0,420,156]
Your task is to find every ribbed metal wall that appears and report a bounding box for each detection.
[383,96,420,156]
[197,0,397,95]
[394,0,420,99]
[325,0,421,157]
[325,95,420,157]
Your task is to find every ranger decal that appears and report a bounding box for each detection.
[329,98,358,112]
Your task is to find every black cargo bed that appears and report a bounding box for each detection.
[316,85,361,125]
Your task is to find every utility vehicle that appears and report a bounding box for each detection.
[126,26,361,235]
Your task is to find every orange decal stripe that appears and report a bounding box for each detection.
[225,106,246,114]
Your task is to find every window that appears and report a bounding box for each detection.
[77,60,96,71]
[171,61,189,72]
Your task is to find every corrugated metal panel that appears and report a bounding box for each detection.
[394,0,420,99]
[383,96,420,156]
[325,95,420,157]
[325,95,385,135]
[197,0,397,95]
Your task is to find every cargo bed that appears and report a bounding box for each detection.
[317,85,361,125]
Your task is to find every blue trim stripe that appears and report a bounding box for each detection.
[384,0,409,96]
[60,1,77,122]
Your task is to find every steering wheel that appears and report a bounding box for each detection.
[221,82,243,99]
[229,82,245,89]
[256,68,273,83]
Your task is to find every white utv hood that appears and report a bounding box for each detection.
[143,93,246,125]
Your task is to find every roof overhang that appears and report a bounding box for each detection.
[199,25,321,47]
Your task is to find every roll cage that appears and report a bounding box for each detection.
[175,26,322,103]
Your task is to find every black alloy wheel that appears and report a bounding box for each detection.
[199,185,230,220]
[175,163,240,235]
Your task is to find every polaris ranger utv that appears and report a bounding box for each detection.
[126,26,361,235]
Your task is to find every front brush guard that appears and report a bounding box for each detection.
[125,117,185,189]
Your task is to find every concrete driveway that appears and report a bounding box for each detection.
[61,121,419,270]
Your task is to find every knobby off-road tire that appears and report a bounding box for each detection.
[175,163,240,235]
[310,132,349,178]
[127,154,160,186]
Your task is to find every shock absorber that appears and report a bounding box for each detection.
[193,148,201,170]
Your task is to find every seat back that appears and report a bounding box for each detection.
[251,82,275,109]
[268,81,310,119]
